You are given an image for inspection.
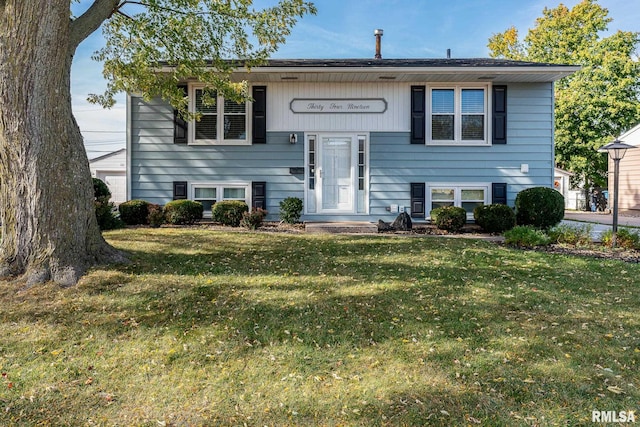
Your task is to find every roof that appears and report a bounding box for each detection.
[89,148,126,163]
[173,57,580,84]
[619,123,640,147]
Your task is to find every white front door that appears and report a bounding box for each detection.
[319,136,353,212]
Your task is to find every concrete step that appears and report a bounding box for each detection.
[305,221,378,234]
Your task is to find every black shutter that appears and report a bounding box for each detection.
[252,181,266,209]
[492,85,507,145]
[411,86,426,144]
[492,183,507,205]
[174,84,188,144]
[410,183,425,218]
[252,86,267,144]
[173,181,188,200]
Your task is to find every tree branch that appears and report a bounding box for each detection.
[69,0,121,52]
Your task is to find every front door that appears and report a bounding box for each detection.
[319,136,353,212]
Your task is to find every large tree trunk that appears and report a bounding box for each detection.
[0,1,125,287]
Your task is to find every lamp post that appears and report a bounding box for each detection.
[598,139,636,248]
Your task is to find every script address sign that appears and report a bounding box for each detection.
[290,98,387,114]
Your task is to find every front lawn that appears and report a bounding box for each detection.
[1,229,638,426]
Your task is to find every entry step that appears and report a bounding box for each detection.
[305,222,378,234]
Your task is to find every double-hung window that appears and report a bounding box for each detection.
[429,86,488,145]
[190,86,248,145]
[428,183,490,219]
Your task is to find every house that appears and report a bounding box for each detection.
[90,148,127,204]
[126,56,578,222]
[554,167,575,209]
[607,123,640,214]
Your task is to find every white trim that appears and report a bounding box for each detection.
[427,84,491,146]
[304,132,369,215]
[426,182,491,220]
[126,94,132,201]
[188,84,251,145]
[189,182,251,217]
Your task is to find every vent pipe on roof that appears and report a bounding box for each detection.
[447,48,451,59]
[374,29,383,59]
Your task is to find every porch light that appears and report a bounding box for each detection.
[598,139,636,248]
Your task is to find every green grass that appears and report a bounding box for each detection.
[1,228,638,426]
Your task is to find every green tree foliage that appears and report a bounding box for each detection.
[488,0,640,188]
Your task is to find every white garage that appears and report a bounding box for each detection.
[90,149,127,204]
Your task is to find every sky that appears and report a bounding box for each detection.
[70,0,640,159]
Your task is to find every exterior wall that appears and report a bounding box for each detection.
[90,150,127,203]
[129,81,555,222]
[609,125,640,212]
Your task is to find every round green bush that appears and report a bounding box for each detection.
[515,187,565,229]
[473,204,516,233]
[279,197,303,224]
[93,178,123,230]
[164,200,203,225]
[430,206,467,232]
[211,200,248,227]
[93,177,111,200]
[119,199,150,225]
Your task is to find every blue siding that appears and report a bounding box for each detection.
[130,82,554,222]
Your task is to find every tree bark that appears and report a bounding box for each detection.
[0,0,125,287]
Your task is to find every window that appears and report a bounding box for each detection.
[191,183,249,216]
[190,86,248,144]
[427,183,490,219]
[429,86,487,145]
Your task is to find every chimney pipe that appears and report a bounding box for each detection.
[374,29,383,59]
[446,48,451,59]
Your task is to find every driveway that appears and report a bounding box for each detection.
[562,211,640,241]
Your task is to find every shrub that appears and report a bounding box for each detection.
[279,197,303,224]
[164,200,203,225]
[601,228,640,250]
[93,178,123,230]
[212,200,248,227]
[119,199,150,225]
[430,206,467,232]
[504,225,551,248]
[147,204,164,228]
[473,204,516,233]
[515,187,565,229]
[240,208,268,230]
[548,223,593,246]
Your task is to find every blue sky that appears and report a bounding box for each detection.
[71,0,639,158]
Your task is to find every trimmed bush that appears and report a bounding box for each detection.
[548,223,593,246]
[504,225,551,248]
[93,178,123,230]
[212,200,248,227]
[515,187,565,229]
[147,204,165,228]
[601,228,640,250]
[240,208,268,230]
[279,197,303,224]
[473,204,516,233]
[430,206,467,232]
[164,200,203,225]
[119,199,150,225]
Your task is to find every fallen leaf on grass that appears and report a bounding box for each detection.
[607,386,624,394]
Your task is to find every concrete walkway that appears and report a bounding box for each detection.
[562,211,640,242]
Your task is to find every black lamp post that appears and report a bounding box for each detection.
[598,139,636,248]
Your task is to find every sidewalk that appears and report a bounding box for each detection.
[562,211,640,242]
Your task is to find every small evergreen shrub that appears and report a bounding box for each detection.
[93,178,123,230]
[515,187,565,229]
[473,204,516,233]
[240,208,268,230]
[164,200,203,225]
[430,206,467,232]
[504,225,551,248]
[212,200,249,227]
[548,223,593,246]
[279,197,303,224]
[147,204,165,228]
[119,199,150,225]
[601,228,640,250]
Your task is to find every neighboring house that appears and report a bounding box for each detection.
[608,123,640,214]
[90,148,127,204]
[554,167,574,209]
[127,58,578,222]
